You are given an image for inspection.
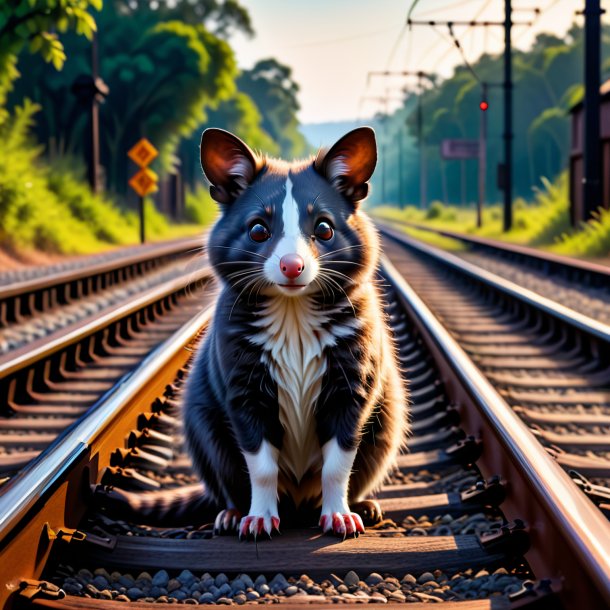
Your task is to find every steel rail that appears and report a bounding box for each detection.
[382,255,610,607]
[379,224,610,344]
[0,305,213,603]
[0,264,212,380]
[377,218,610,281]
[0,237,205,301]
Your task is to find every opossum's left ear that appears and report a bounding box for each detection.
[314,127,377,205]
[200,128,262,205]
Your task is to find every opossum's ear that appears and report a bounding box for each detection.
[200,128,261,204]
[314,127,377,205]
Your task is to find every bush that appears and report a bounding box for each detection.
[184,187,219,226]
[425,201,445,220]
[0,101,203,255]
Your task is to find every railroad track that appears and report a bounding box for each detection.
[379,225,610,502]
[0,237,214,480]
[1,255,609,609]
[374,219,610,325]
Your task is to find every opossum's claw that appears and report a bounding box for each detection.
[214,508,241,536]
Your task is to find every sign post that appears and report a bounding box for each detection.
[128,138,159,244]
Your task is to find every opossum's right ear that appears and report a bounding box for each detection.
[200,129,261,204]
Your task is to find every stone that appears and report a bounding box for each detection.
[254,575,267,586]
[115,594,130,602]
[369,592,388,603]
[118,574,134,588]
[269,573,289,593]
[246,591,260,600]
[178,570,197,587]
[365,573,384,586]
[285,586,299,596]
[337,584,349,593]
[92,576,109,590]
[401,574,417,585]
[239,574,254,589]
[329,574,343,587]
[234,593,247,604]
[256,583,270,595]
[78,569,93,582]
[217,596,233,604]
[418,572,435,584]
[167,579,181,593]
[218,583,232,597]
[215,573,229,587]
[126,587,144,600]
[200,592,215,603]
[152,570,169,587]
[169,590,187,601]
[231,578,246,593]
[344,571,360,587]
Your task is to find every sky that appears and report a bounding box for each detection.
[229,0,607,124]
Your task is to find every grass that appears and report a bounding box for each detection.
[0,101,210,257]
[370,172,610,259]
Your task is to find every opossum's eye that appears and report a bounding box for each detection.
[314,220,334,241]
[249,222,271,242]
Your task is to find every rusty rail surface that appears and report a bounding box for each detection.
[377,219,610,286]
[0,237,205,328]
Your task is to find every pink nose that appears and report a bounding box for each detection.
[280,254,305,279]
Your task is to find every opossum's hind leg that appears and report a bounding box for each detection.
[214,507,242,535]
[349,499,383,526]
[349,384,410,505]
[183,385,252,517]
[92,483,219,526]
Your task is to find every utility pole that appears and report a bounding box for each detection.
[90,31,101,194]
[503,0,513,232]
[478,84,488,228]
[71,31,108,194]
[366,71,434,209]
[417,85,427,209]
[398,127,405,207]
[582,0,603,220]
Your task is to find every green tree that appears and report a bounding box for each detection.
[237,58,308,159]
[0,0,101,121]
[10,3,238,194]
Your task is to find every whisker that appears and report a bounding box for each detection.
[317,245,364,259]
[207,245,270,261]
[317,272,356,316]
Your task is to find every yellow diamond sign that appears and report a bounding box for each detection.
[129,167,158,197]
[128,138,158,168]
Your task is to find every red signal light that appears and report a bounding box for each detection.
[479,101,489,111]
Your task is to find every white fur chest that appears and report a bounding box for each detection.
[250,296,340,482]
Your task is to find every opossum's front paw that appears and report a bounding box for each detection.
[214,508,241,535]
[238,514,280,540]
[319,511,365,538]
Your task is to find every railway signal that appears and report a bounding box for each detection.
[128,138,159,244]
[479,100,489,111]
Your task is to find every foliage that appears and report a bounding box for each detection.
[237,59,309,159]
[0,0,101,123]
[372,172,610,258]
[184,186,219,225]
[555,208,610,256]
[9,3,238,194]
[0,100,202,254]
